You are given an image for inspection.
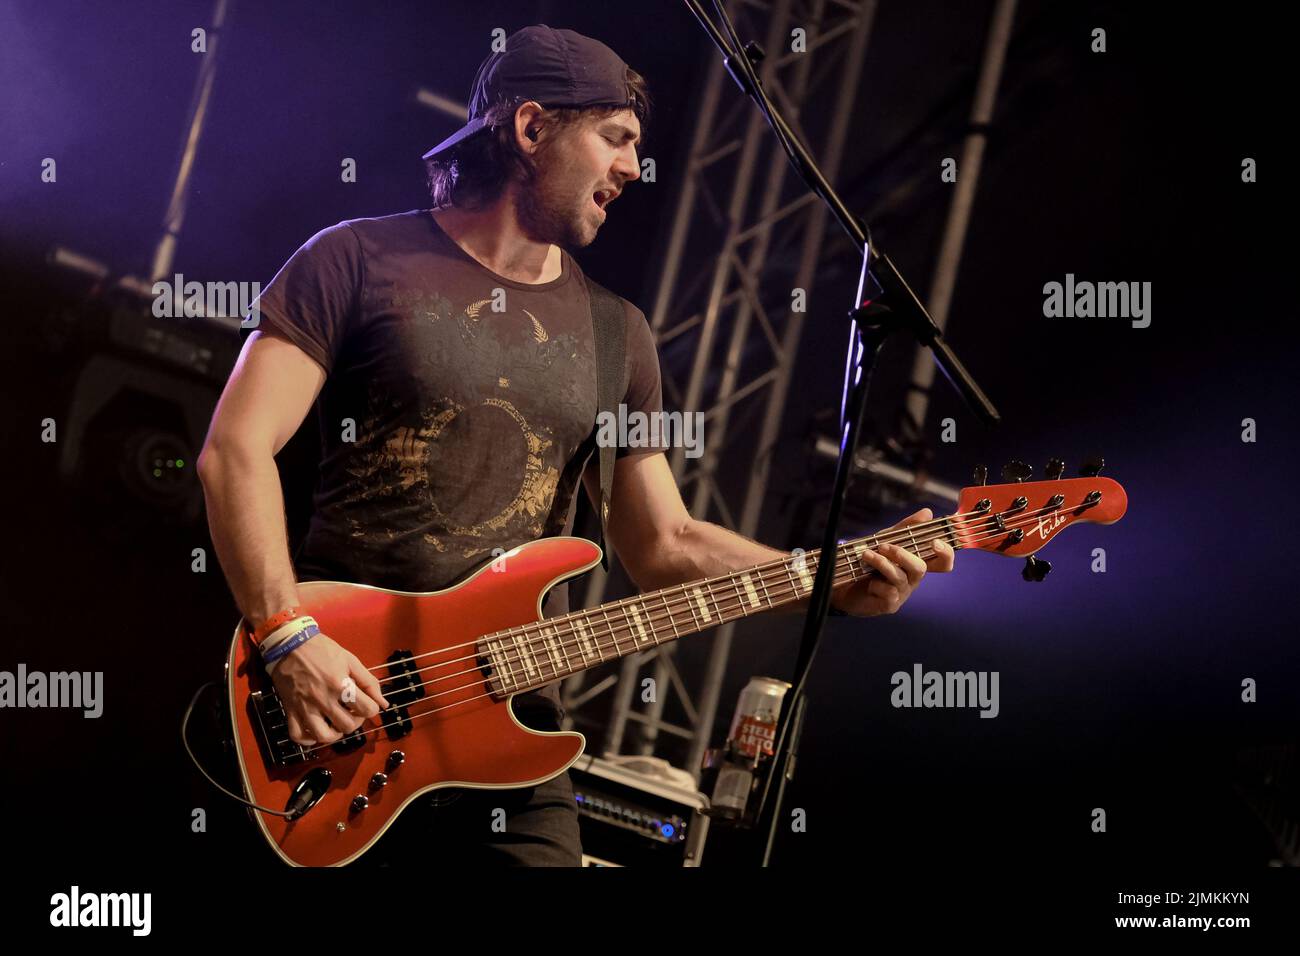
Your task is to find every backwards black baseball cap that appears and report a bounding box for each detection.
[422,24,635,161]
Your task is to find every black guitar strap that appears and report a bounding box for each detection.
[584,277,626,573]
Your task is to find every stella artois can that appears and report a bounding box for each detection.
[708,677,792,821]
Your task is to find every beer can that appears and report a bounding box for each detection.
[707,676,792,820]
[729,676,791,761]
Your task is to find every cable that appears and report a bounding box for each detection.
[181,680,298,818]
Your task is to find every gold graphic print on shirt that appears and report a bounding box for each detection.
[339,295,574,561]
[464,298,549,343]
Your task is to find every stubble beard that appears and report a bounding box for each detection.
[515,156,596,252]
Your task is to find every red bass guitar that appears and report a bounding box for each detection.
[221,470,1127,865]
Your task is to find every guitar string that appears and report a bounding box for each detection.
[279,543,935,756]
[271,501,1073,754]
[385,520,961,691]
[378,503,1058,700]
[369,509,963,667]
[317,507,969,704]
[275,520,999,757]
[273,501,1084,756]
[362,498,1069,690]
[357,499,1045,675]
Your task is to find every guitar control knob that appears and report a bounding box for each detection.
[350,795,369,813]
[387,750,405,769]
[1022,556,1052,582]
[370,773,388,791]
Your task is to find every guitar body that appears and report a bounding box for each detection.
[225,536,599,867]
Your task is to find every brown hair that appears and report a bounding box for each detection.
[426,66,651,211]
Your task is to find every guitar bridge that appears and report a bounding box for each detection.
[249,689,311,768]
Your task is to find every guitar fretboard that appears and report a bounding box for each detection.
[479,520,962,697]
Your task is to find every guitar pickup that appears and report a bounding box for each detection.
[382,706,411,740]
[332,726,368,754]
[380,649,425,740]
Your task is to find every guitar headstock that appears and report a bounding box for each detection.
[953,458,1127,567]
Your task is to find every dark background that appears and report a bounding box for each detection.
[0,0,1295,919]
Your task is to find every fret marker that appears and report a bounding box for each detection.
[628,604,650,643]
[542,627,564,671]
[512,635,537,679]
[575,619,595,661]
[489,640,515,688]
[692,587,712,622]
[740,573,761,609]
[794,561,814,593]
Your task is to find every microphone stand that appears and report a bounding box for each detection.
[680,0,1001,866]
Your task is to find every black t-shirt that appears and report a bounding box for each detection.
[246,209,663,720]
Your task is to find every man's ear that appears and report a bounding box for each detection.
[514,100,546,151]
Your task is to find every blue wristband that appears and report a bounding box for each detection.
[261,623,320,664]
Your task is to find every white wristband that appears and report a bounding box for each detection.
[260,616,319,678]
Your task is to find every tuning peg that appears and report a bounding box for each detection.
[1079,455,1105,478]
[1001,460,1033,483]
[1045,457,1065,481]
[973,464,988,486]
[1022,555,1052,582]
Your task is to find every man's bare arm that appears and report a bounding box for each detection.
[196,331,322,625]
[197,330,388,745]
[580,452,773,588]
[582,452,952,617]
